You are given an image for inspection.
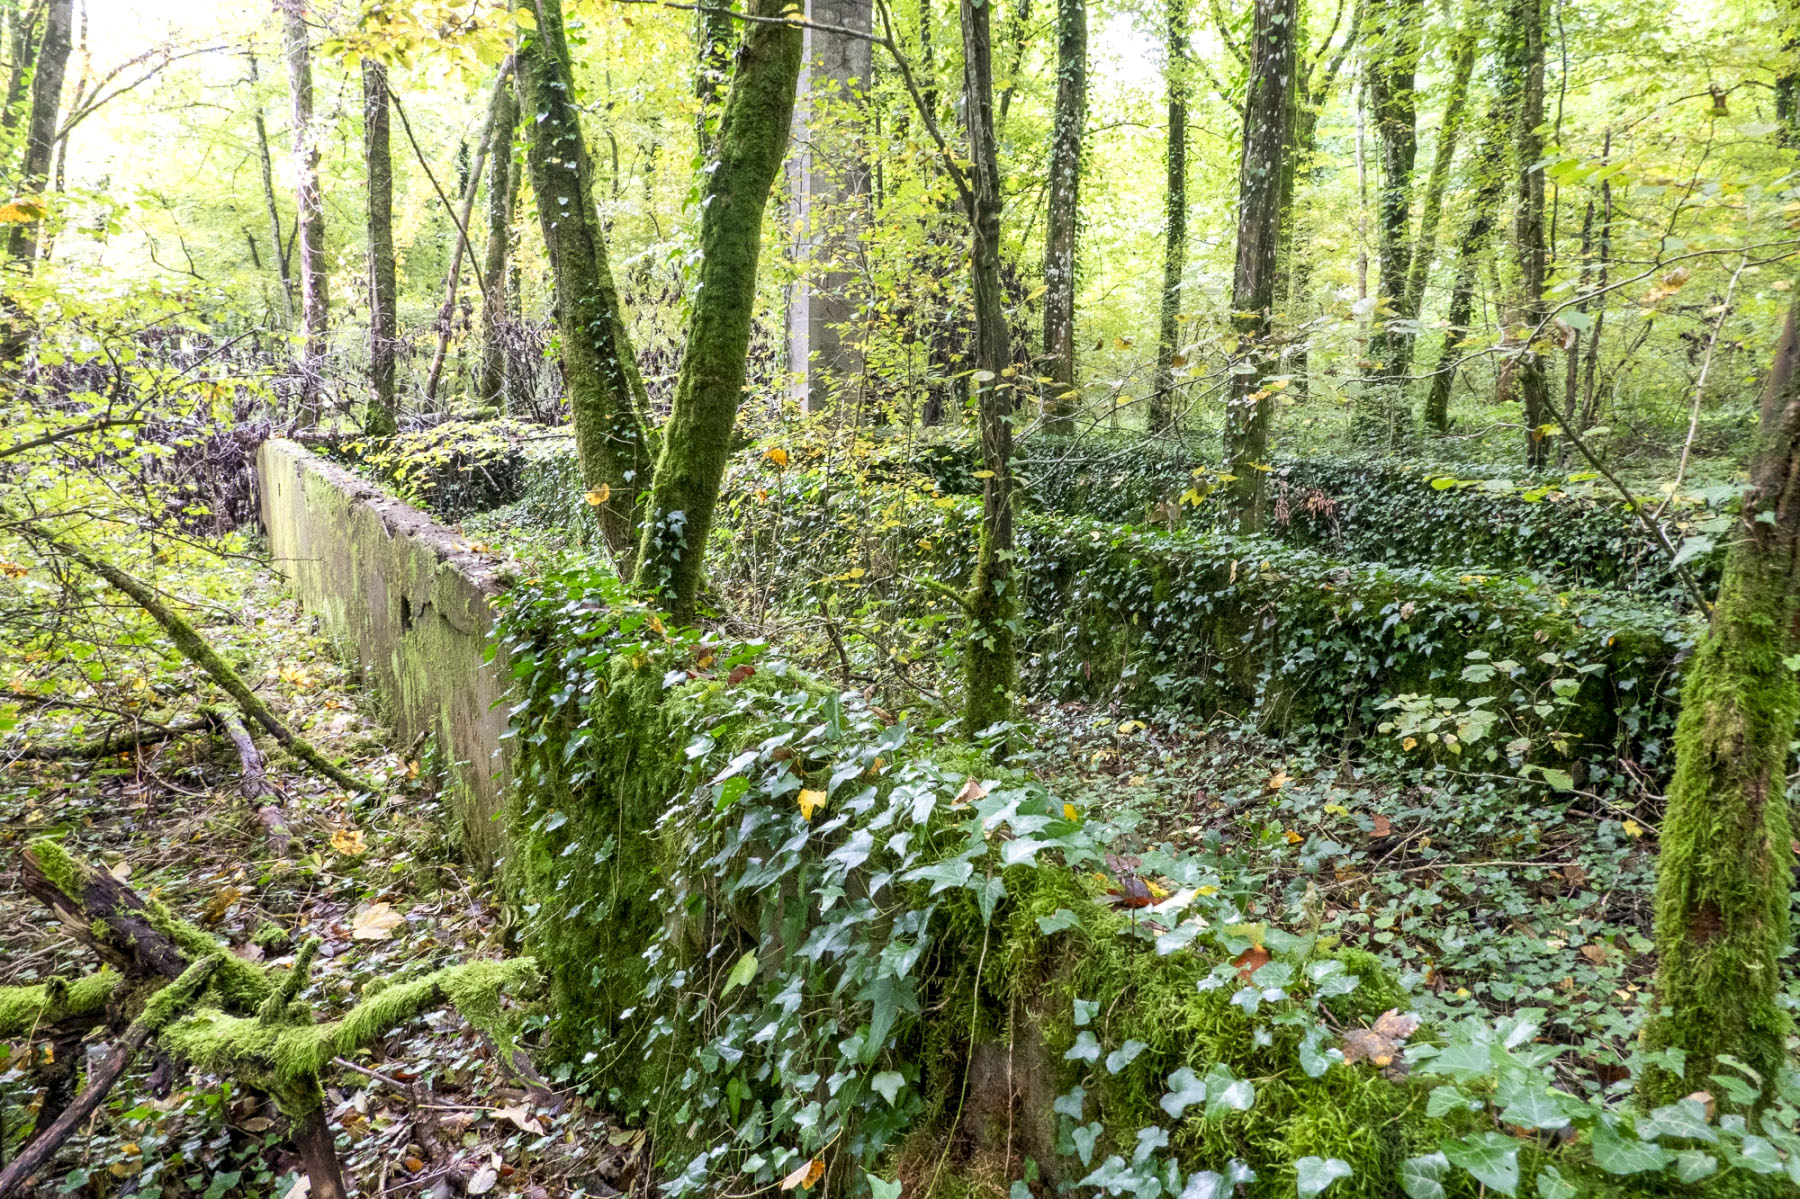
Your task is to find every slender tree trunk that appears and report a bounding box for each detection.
[995,0,1032,129]
[479,75,520,408]
[1421,125,1502,431]
[363,58,398,435]
[1500,0,1550,468]
[1222,0,1294,532]
[1399,19,1475,321]
[279,0,328,423]
[5,0,66,265]
[1641,291,1800,1111]
[1,0,43,139]
[424,63,511,404]
[633,0,800,623]
[1353,0,1422,447]
[518,0,653,565]
[1040,0,1084,433]
[1577,128,1611,429]
[959,0,1017,733]
[246,51,293,317]
[1148,0,1187,433]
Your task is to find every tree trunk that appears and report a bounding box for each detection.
[1222,0,1294,533]
[247,51,293,317]
[1399,18,1475,322]
[1577,128,1611,431]
[693,0,737,155]
[5,0,66,266]
[632,0,801,624]
[279,0,328,424]
[1500,0,1550,468]
[518,0,653,566]
[479,74,521,407]
[1148,0,1186,433]
[1353,0,1422,447]
[424,64,511,405]
[1,0,43,137]
[1421,124,1502,431]
[1641,291,1800,1110]
[1039,0,1084,434]
[363,58,398,435]
[959,0,1016,734]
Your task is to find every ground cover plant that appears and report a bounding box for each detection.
[6,0,1800,1196]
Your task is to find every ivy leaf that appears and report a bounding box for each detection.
[1038,908,1080,935]
[1442,1132,1519,1196]
[1534,1165,1577,1199]
[871,1071,904,1106]
[1294,1157,1352,1197]
[865,1175,902,1199]
[1730,1134,1784,1175]
[1053,1084,1087,1119]
[1203,1065,1253,1117]
[1155,921,1203,955]
[1590,1119,1671,1175]
[1065,1031,1101,1063]
[1071,1121,1102,1165]
[1497,1087,1570,1131]
[780,1157,824,1191]
[1106,1040,1149,1074]
[1160,1067,1208,1118]
[1073,998,1099,1027]
[1397,1153,1448,1199]
[1180,1173,1224,1199]
[903,858,973,894]
[1637,1098,1717,1144]
[1298,1027,1336,1078]
[1671,1151,1718,1183]
[721,951,758,996]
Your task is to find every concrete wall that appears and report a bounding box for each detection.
[256,439,511,865]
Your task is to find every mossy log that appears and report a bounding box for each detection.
[0,969,122,1038]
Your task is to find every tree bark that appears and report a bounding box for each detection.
[1353,0,1422,447]
[247,50,294,318]
[1399,17,1475,323]
[1148,0,1186,433]
[478,74,521,407]
[1499,0,1550,467]
[1641,291,1800,1110]
[518,0,653,566]
[5,0,66,266]
[1222,0,1295,533]
[958,0,1017,734]
[1039,0,1084,433]
[1421,123,1503,431]
[279,0,328,424]
[632,0,801,624]
[363,58,398,435]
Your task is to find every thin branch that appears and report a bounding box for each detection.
[0,415,145,459]
[388,89,488,302]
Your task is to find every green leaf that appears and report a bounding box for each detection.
[1160,1067,1208,1118]
[1204,1064,1254,1117]
[1637,1098,1716,1144]
[1534,1165,1576,1199]
[1397,1154,1447,1199]
[1672,1152,1717,1183]
[1497,1087,1570,1131]
[1106,1039,1149,1074]
[1073,998,1098,1027]
[871,1071,904,1106]
[1442,1132,1519,1196]
[722,951,757,996]
[1037,908,1080,935]
[1064,1031,1101,1063]
[867,1175,903,1199]
[1295,1157,1352,1197]
[1590,1119,1672,1175]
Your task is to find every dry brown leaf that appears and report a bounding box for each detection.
[1341,1009,1421,1067]
[330,827,368,856]
[1232,946,1272,983]
[492,1104,545,1134]
[1579,943,1611,966]
[781,1157,825,1191]
[1370,813,1393,838]
[953,776,987,806]
[467,1164,499,1195]
[350,902,404,941]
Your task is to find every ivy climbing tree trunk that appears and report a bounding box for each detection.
[1,0,42,142]
[519,0,653,566]
[1641,291,1800,1111]
[1040,0,1084,434]
[632,0,801,624]
[959,0,1017,733]
[1421,122,1501,431]
[478,74,520,407]
[1222,0,1294,533]
[1353,0,1422,447]
[362,58,398,436]
[1398,15,1475,331]
[1500,0,1551,468]
[279,0,328,424]
[5,0,66,266]
[1148,0,1186,433]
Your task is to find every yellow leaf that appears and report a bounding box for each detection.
[1116,719,1146,735]
[332,827,368,856]
[1063,803,1079,822]
[1401,736,1418,751]
[972,469,996,478]
[798,789,826,820]
[351,902,404,941]
[1265,769,1290,791]
[765,447,790,468]
[1623,819,1644,838]
[1283,829,1303,844]
[781,1157,825,1191]
[584,485,611,506]
[513,4,537,27]
[0,197,45,223]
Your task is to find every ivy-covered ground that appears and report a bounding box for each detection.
[0,558,629,1197]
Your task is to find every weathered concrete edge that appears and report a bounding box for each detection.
[255,438,511,866]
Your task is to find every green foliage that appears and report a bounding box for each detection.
[335,419,536,519]
[0,969,121,1037]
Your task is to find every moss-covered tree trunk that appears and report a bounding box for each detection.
[960,0,1018,733]
[1399,16,1475,331]
[280,0,327,424]
[1040,0,1085,434]
[5,0,67,267]
[1421,124,1503,432]
[520,0,653,565]
[631,0,800,624]
[478,75,521,408]
[1641,292,1800,1109]
[1499,0,1551,468]
[362,58,398,436]
[1222,0,1294,533]
[1147,0,1186,434]
[1352,0,1422,448]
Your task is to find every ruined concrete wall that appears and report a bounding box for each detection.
[256,438,511,865]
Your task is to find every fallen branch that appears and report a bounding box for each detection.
[0,955,220,1196]
[5,715,214,761]
[203,705,293,855]
[37,539,374,793]
[0,970,122,1039]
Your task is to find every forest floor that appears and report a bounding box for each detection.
[0,561,633,1198]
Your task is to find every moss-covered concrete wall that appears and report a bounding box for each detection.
[255,438,510,863]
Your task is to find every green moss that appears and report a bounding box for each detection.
[144,897,274,1011]
[0,969,121,1037]
[29,836,82,900]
